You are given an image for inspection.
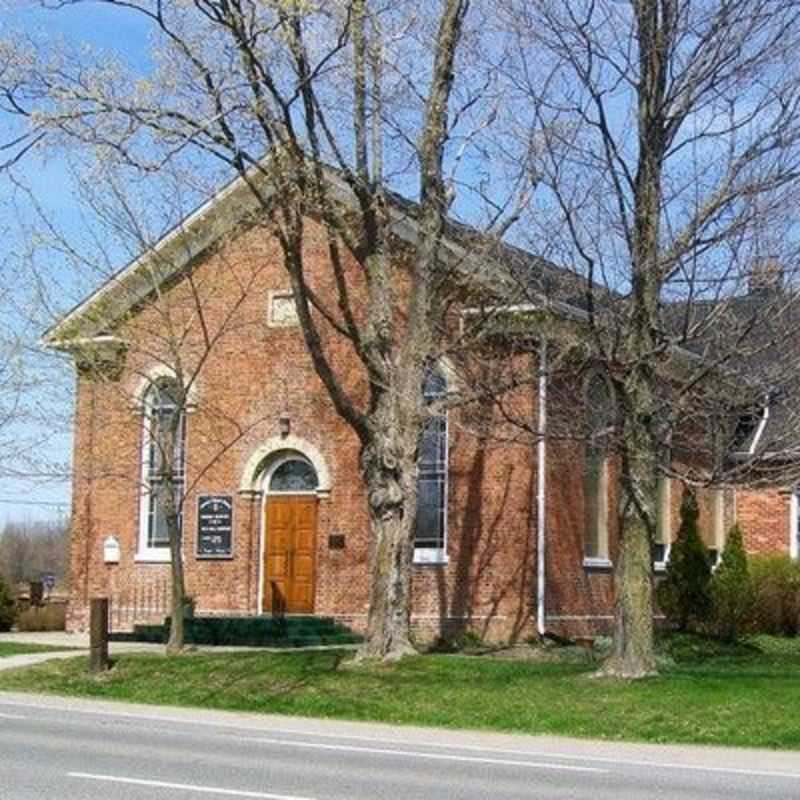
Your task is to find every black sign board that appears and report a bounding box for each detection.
[196,495,234,559]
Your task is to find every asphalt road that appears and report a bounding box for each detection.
[1,692,800,799]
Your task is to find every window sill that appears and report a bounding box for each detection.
[654,561,668,573]
[583,557,613,570]
[134,551,172,563]
[413,548,449,565]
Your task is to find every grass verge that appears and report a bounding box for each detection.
[0,634,798,749]
[0,642,79,658]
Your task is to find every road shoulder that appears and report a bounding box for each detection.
[1,688,798,778]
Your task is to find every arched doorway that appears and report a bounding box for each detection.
[262,453,320,615]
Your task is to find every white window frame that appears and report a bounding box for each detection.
[135,381,187,563]
[791,491,799,562]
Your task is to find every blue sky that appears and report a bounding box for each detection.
[0,2,152,524]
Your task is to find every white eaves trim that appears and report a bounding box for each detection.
[729,399,772,461]
[45,334,127,354]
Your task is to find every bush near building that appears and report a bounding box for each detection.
[657,490,713,631]
[710,525,753,642]
[15,602,67,633]
[749,556,800,636]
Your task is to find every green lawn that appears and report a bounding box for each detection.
[0,635,799,749]
[0,642,78,658]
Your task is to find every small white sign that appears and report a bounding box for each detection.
[103,536,121,564]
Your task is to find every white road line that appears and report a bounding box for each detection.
[599,761,800,782]
[0,711,24,720]
[68,772,316,800]
[5,698,800,782]
[234,735,608,774]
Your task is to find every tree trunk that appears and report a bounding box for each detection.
[597,0,665,679]
[602,401,658,678]
[166,499,187,656]
[357,430,418,662]
[602,508,656,678]
[165,472,186,655]
[359,503,417,661]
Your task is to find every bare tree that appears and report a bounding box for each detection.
[0,0,538,660]
[29,159,292,653]
[491,0,800,676]
[0,177,72,520]
[0,517,69,586]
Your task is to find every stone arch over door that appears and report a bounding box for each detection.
[240,435,332,498]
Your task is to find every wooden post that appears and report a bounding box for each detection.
[89,597,109,674]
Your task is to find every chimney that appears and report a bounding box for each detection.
[748,257,784,296]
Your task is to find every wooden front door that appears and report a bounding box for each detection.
[264,496,317,614]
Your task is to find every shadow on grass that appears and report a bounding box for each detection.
[183,649,350,707]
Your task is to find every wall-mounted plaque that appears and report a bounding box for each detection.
[196,495,234,559]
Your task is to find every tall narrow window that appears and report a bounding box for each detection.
[138,378,186,559]
[584,373,612,564]
[414,366,448,564]
[709,488,726,566]
[654,476,671,566]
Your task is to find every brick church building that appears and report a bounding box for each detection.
[45,170,800,642]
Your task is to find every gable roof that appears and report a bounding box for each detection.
[43,160,800,473]
[42,164,596,349]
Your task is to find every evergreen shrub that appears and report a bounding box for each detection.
[657,489,712,631]
[710,525,752,642]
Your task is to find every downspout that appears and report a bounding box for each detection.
[84,376,96,611]
[537,338,548,636]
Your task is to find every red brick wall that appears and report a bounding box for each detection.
[64,216,798,643]
[65,219,545,643]
[735,488,792,556]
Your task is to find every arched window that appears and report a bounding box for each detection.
[584,372,612,564]
[414,366,448,563]
[269,458,319,493]
[138,378,186,559]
